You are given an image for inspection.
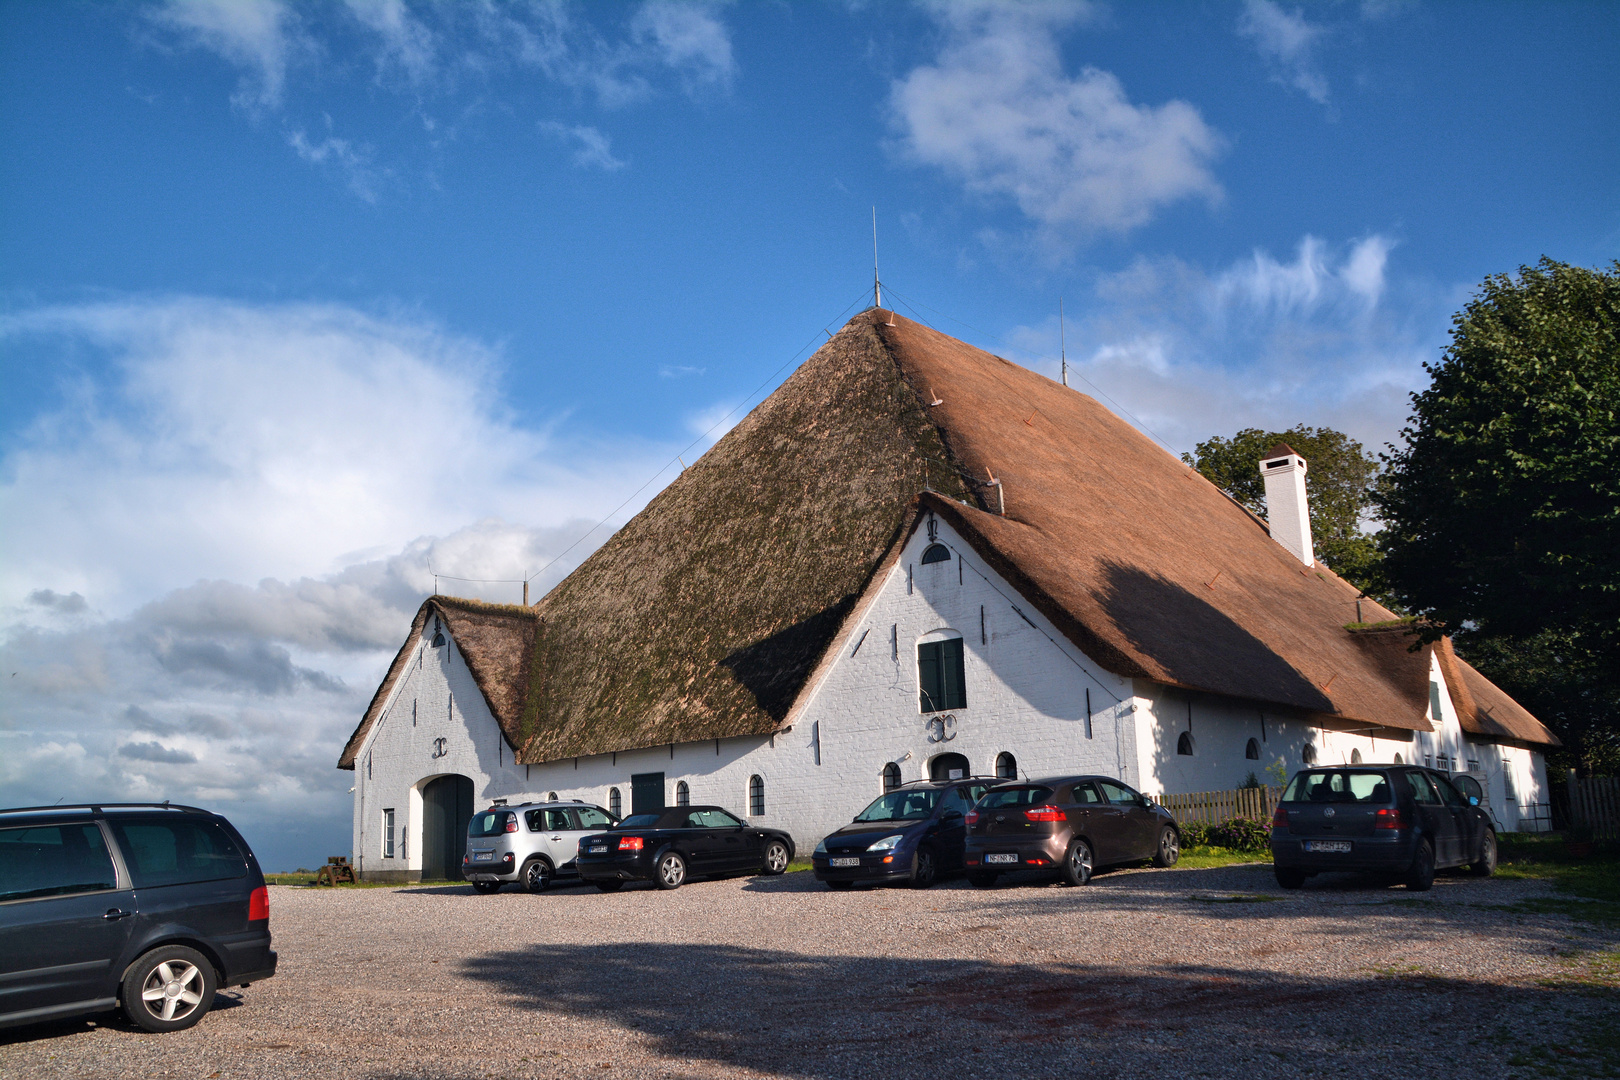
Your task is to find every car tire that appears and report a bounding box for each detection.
[471,880,502,894]
[908,847,938,889]
[1405,838,1436,892]
[826,880,854,891]
[967,871,999,888]
[1153,827,1180,868]
[1275,867,1306,890]
[1469,830,1498,878]
[656,851,688,890]
[593,880,623,892]
[761,840,790,875]
[121,945,217,1033]
[522,857,554,893]
[1061,839,1094,887]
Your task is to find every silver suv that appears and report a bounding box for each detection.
[463,800,618,893]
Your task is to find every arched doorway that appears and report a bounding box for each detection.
[421,774,474,880]
[929,753,971,781]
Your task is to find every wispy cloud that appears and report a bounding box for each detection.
[540,121,627,171]
[891,1,1224,245]
[1237,0,1330,105]
[148,0,303,111]
[658,364,706,379]
[287,125,384,200]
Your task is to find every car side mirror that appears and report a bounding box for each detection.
[943,809,963,822]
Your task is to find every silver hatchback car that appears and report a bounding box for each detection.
[463,800,619,893]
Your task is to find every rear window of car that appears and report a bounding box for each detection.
[0,823,119,902]
[107,818,246,888]
[469,811,514,837]
[979,786,1055,809]
[619,813,664,829]
[1282,771,1393,804]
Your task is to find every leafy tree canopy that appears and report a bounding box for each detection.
[1183,425,1382,596]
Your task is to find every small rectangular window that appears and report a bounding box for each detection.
[107,819,246,888]
[382,809,396,858]
[0,823,119,902]
[918,638,966,712]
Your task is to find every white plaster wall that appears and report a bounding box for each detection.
[1417,653,1551,832]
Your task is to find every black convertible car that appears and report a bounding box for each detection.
[574,805,795,890]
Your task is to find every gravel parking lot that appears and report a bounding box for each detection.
[4,863,1617,1080]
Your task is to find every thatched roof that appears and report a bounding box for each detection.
[339,309,1555,770]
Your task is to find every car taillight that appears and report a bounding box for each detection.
[248,886,269,922]
[1023,805,1066,822]
[965,810,980,826]
[618,836,644,851]
[504,818,519,833]
[1375,808,1408,830]
[1271,807,1288,829]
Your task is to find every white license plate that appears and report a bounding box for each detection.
[1307,840,1352,853]
[473,852,494,861]
[985,853,1018,864]
[829,857,860,868]
[589,845,608,854]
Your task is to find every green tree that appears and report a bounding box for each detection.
[1374,258,1620,773]
[1183,425,1383,597]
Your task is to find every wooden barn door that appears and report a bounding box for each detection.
[422,774,475,880]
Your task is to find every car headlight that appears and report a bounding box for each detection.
[813,838,827,855]
[867,834,904,852]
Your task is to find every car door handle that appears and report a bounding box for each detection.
[103,909,133,921]
[550,835,562,841]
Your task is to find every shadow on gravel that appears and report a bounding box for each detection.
[457,941,1614,1080]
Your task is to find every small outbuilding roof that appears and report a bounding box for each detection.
[339,309,1556,769]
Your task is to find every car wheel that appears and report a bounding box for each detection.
[656,851,688,890]
[761,840,790,875]
[826,880,854,891]
[1153,826,1180,868]
[522,857,554,893]
[967,871,999,888]
[908,847,938,889]
[1061,839,1094,887]
[1275,867,1306,890]
[1405,838,1436,892]
[594,880,623,892]
[121,945,217,1033]
[471,880,502,894]
[1470,830,1497,878]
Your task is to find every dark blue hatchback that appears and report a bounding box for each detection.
[811,778,993,890]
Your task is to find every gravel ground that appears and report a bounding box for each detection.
[3,862,1617,1080]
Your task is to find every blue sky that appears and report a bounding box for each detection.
[2,0,1616,870]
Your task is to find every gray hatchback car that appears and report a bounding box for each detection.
[462,800,619,892]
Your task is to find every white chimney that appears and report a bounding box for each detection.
[1258,443,1314,567]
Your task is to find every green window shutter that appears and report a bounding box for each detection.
[941,637,966,709]
[918,640,941,712]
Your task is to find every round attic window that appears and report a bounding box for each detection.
[921,543,951,564]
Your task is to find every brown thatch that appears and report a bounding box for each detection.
[338,308,1556,769]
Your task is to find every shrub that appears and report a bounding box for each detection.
[1176,820,1212,847]
[1208,817,1272,852]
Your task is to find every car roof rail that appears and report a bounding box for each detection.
[0,801,214,817]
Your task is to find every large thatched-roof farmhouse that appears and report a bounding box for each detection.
[338,310,1557,881]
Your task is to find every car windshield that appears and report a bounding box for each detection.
[854,790,941,822]
[468,811,512,837]
[979,786,1055,809]
[617,814,663,829]
[1282,770,1392,804]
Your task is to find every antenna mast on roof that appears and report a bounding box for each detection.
[1059,297,1068,387]
[872,206,882,310]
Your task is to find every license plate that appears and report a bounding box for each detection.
[985,853,1018,864]
[589,845,608,854]
[473,852,494,861]
[1307,840,1351,853]
[829,857,860,868]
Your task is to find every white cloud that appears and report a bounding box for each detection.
[539,121,627,171]
[149,0,302,110]
[658,364,706,379]
[287,125,384,200]
[1237,0,1330,105]
[1213,234,1395,316]
[891,1,1223,243]
[684,399,743,447]
[631,1,736,91]
[343,0,438,87]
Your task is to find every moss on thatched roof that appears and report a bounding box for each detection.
[339,308,1555,770]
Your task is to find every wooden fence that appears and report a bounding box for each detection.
[1155,786,1281,826]
[1567,775,1620,839]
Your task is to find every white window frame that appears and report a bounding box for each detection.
[382,808,396,859]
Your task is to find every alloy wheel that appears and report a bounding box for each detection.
[140,960,205,1024]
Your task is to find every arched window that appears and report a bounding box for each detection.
[1177,732,1196,756]
[547,791,558,801]
[1394,753,1404,765]
[921,543,951,564]
[431,619,446,647]
[882,762,901,792]
[675,781,690,806]
[608,787,621,817]
[995,752,1017,779]
[748,775,765,816]
[1245,738,1260,760]
[1302,743,1318,765]
[1351,748,1363,764]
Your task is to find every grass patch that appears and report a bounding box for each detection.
[784,859,814,874]
[1489,834,1620,928]
[1176,845,1271,869]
